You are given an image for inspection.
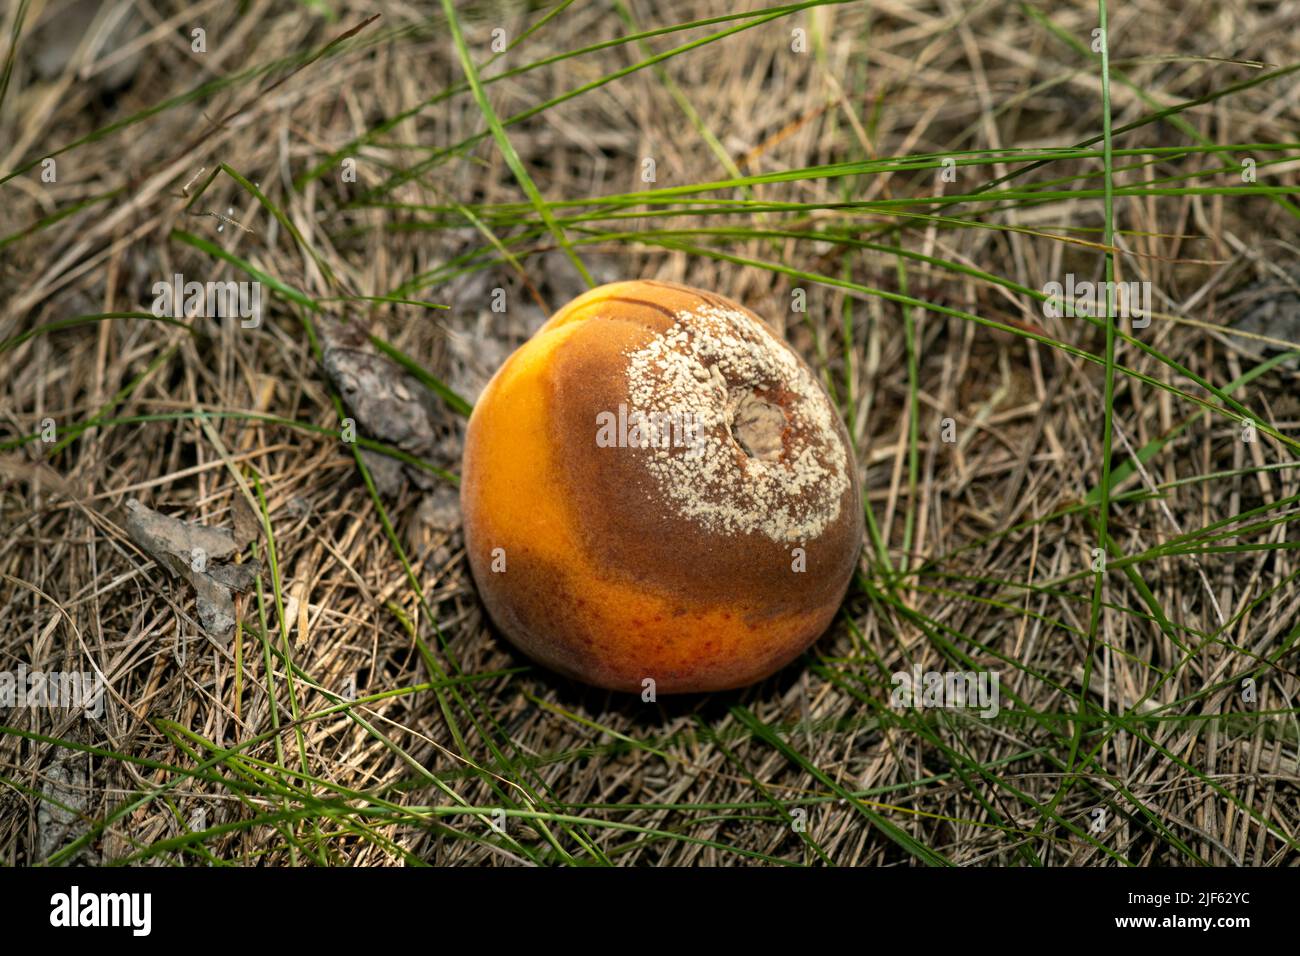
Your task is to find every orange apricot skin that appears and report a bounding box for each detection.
[460,281,862,693]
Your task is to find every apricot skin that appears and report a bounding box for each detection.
[461,280,863,693]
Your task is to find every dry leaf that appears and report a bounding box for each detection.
[123,499,260,641]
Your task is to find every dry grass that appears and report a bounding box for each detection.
[1,0,1298,866]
